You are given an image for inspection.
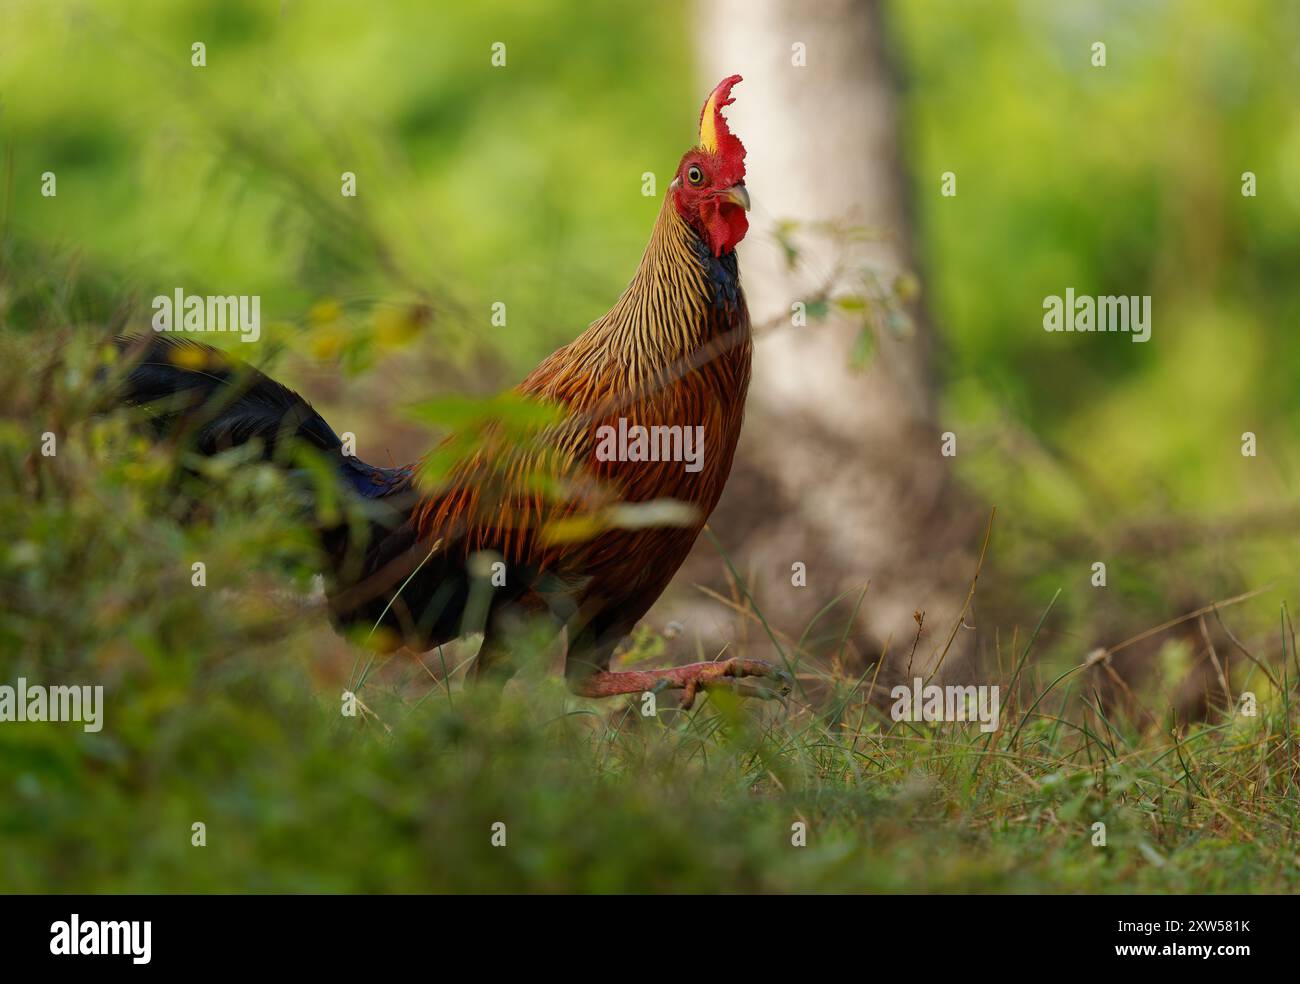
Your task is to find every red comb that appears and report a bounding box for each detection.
[698,75,746,178]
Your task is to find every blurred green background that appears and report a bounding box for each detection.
[896,0,1300,605]
[1,0,689,375]
[3,0,1300,892]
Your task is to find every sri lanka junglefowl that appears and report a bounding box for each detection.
[114,75,788,707]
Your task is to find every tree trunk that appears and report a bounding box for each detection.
[664,0,983,684]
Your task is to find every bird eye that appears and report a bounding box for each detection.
[687,165,704,186]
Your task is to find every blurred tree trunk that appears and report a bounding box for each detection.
[664,0,983,683]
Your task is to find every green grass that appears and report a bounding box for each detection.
[2,335,1298,894]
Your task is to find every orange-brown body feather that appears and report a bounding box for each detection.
[411,196,750,676]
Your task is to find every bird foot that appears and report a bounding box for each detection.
[571,657,792,710]
[680,658,792,710]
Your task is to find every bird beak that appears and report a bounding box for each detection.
[720,183,750,211]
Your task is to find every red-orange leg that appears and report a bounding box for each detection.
[569,657,791,710]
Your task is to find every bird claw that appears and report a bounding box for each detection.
[680,658,792,711]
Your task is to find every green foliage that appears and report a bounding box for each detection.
[0,0,693,377]
[891,0,1300,609]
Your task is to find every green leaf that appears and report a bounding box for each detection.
[849,326,876,370]
[406,392,565,433]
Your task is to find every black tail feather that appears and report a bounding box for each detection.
[110,333,450,645]
[112,334,343,458]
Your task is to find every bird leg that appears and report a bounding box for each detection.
[570,657,791,710]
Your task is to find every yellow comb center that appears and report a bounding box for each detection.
[698,92,720,153]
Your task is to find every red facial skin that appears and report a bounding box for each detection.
[671,151,749,257]
[670,75,748,257]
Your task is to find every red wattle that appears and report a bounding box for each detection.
[700,201,748,256]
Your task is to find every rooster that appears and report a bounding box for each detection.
[115,76,788,708]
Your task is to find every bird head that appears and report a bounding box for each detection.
[670,74,749,257]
